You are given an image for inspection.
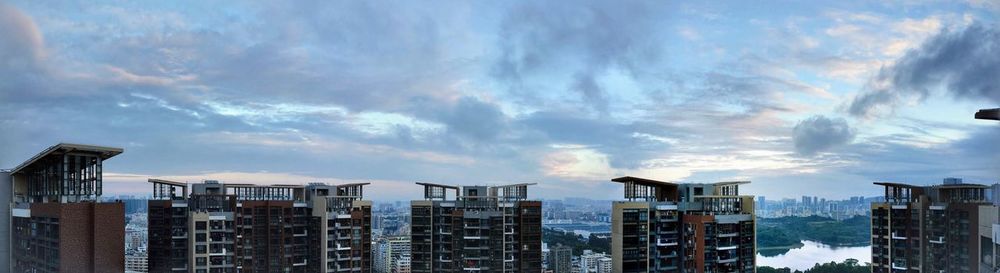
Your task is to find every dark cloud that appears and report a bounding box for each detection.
[436,97,508,141]
[492,1,668,113]
[792,115,855,156]
[849,23,1000,117]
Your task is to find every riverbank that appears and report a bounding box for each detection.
[757,242,805,251]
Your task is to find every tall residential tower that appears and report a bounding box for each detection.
[610,176,756,273]
[871,182,996,273]
[410,182,542,273]
[147,180,372,273]
[6,143,126,273]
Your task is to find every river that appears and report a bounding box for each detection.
[756,240,871,271]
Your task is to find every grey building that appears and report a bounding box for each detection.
[548,244,572,273]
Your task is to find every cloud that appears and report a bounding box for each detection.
[491,1,668,113]
[792,115,855,156]
[434,96,508,141]
[849,22,1000,118]
[0,2,46,100]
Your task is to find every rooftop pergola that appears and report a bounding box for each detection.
[12,143,123,202]
[611,176,679,202]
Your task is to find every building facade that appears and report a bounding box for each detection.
[610,176,756,273]
[410,182,542,273]
[374,235,411,273]
[578,250,611,273]
[126,254,149,273]
[547,244,571,273]
[6,143,126,273]
[871,182,997,273]
[147,180,372,273]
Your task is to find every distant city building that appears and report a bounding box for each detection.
[394,253,411,273]
[126,226,148,253]
[756,194,870,220]
[548,244,572,273]
[872,182,995,273]
[411,182,542,273]
[126,253,149,273]
[122,197,149,214]
[610,176,756,273]
[147,179,372,272]
[578,250,611,273]
[944,177,964,185]
[5,143,126,272]
[374,235,411,273]
[991,183,1000,207]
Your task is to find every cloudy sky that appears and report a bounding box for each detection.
[1,0,999,201]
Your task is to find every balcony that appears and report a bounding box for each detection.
[717,257,738,264]
[718,232,739,238]
[717,245,738,251]
[891,259,907,270]
[656,238,679,246]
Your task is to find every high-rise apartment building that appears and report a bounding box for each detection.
[548,244,572,273]
[610,176,756,273]
[871,182,996,273]
[147,179,372,273]
[410,182,542,273]
[5,143,126,272]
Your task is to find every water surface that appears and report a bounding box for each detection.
[756,240,870,271]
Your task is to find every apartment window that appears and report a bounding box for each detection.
[196,221,207,231]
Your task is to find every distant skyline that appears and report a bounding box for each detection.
[2,1,999,201]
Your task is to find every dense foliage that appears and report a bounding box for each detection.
[758,259,870,273]
[542,228,610,255]
[757,215,870,248]
[756,226,801,248]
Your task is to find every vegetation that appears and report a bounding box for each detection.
[758,259,870,273]
[757,215,870,249]
[756,226,802,248]
[542,228,610,255]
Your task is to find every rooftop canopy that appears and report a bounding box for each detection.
[11,143,123,174]
[611,176,679,202]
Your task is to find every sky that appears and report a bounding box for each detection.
[1,0,999,201]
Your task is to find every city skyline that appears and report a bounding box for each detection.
[3,1,1000,202]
